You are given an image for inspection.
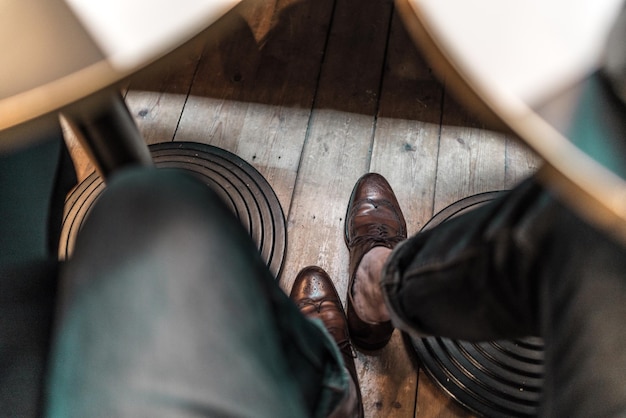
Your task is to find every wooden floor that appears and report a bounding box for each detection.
[65,0,541,416]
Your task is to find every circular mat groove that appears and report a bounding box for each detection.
[59,142,286,276]
[409,191,544,417]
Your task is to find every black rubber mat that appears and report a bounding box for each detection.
[59,142,287,276]
[409,191,544,417]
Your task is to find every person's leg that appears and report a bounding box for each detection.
[352,174,626,416]
[536,200,626,417]
[363,177,548,341]
[0,126,76,265]
[0,260,58,418]
[0,124,76,418]
[344,173,543,346]
[45,167,347,418]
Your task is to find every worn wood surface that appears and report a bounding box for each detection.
[63,0,541,416]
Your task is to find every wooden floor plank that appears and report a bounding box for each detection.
[505,136,542,188]
[280,0,394,290]
[173,0,333,214]
[365,10,444,418]
[280,1,401,417]
[372,10,443,236]
[415,370,476,418]
[434,94,508,213]
[125,22,210,144]
[124,35,205,145]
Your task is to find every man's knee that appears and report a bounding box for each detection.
[95,167,229,228]
[71,167,249,269]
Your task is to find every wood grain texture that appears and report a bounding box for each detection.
[372,10,443,235]
[124,36,205,145]
[505,136,542,188]
[415,370,476,418]
[173,0,333,213]
[279,0,394,290]
[434,94,507,213]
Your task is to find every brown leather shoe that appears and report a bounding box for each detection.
[344,173,407,350]
[290,266,363,418]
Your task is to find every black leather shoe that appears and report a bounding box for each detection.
[290,266,363,418]
[344,173,407,350]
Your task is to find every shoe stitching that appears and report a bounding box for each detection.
[348,224,404,248]
[296,298,343,313]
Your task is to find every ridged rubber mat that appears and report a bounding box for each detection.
[59,142,286,276]
[409,191,544,417]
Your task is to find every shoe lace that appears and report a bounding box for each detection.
[349,223,404,249]
[296,298,341,313]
